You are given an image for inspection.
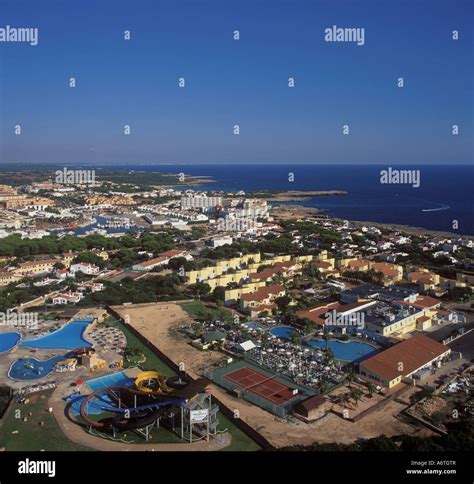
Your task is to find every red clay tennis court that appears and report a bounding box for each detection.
[223,366,295,405]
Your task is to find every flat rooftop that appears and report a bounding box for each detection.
[364,302,423,328]
[341,283,418,302]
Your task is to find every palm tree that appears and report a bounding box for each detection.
[304,320,315,336]
[322,326,330,351]
[366,381,377,397]
[350,389,363,407]
[291,332,301,345]
[322,348,334,364]
[346,369,356,388]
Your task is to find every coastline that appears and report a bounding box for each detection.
[269,202,473,239]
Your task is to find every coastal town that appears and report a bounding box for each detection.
[0,0,471,480]
[0,167,472,452]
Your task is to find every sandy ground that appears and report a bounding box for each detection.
[206,383,433,447]
[110,302,438,448]
[112,302,225,378]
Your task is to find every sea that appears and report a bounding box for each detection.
[97,164,474,236]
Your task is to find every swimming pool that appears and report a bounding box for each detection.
[8,355,65,381]
[86,371,133,392]
[69,371,134,416]
[270,326,300,341]
[21,318,93,350]
[0,332,21,353]
[307,338,378,362]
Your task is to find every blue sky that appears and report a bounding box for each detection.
[0,0,472,165]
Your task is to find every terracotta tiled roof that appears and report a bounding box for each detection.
[360,334,449,382]
[397,295,441,310]
[371,262,400,277]
[18,259,57,268]
[346,259,369,269]
[159,249,187,258]
[240,284,284,302]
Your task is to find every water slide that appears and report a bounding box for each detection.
[104,407,169,432]
[98,397,186,414]
[78,385,184,431]
[134,371,172,393]
[76,371,205,433]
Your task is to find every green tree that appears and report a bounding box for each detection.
[212,286,225,304]
[189,282,211,299]
[365,381,377,397]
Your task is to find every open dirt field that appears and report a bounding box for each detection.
[111,302,225,378]
[206,381,433,447]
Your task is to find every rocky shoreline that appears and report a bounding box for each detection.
[269,203,472,239]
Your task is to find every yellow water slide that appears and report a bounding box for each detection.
[134,371,172,393]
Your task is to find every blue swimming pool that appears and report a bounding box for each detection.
[69,371,133,416]
[270,326,300,341]
[87,371,133,392]
[21,318,93,350]
[0,332,21,353]
[8,356,65,381]
[307,338,378,362]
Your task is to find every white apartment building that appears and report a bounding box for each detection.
[180,195,223,210]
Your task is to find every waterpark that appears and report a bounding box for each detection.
[67,369,222,444]
[0,301,386,451]
[0,308,244,451]
[0,316,108,384]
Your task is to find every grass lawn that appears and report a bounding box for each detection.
[0,390,90,451]
[179,301,234,322]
